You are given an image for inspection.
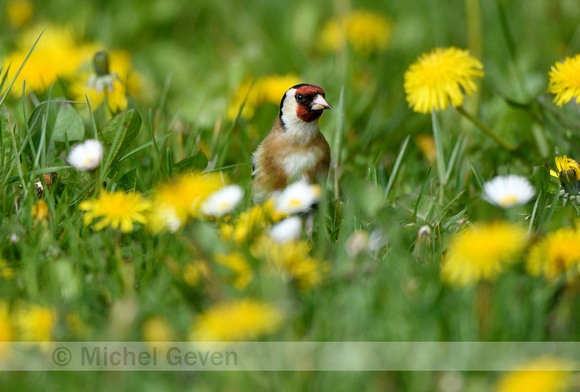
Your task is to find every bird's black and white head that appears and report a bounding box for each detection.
[279,84,332,137]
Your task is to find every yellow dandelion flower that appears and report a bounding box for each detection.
[0,259,14,280]
[548,55,580,107]
[65,313,85,337]
[0,301,13,358]
[227,74,301,120]
[5,0,34,28]
[190,298,283,341]
[319,10,393,55]
[14,304,57,344]
[441,222,527,286]
[2,24,95,97]
[494,357,572,392]
[79,191,150,233]
[183,260,210,287]
[253,237,326,291]
[31,199,49,226]
[550,155,580,195]
[142,316,174,353]
[219,223,235,242]
[0,301,13,342]
[213,252,253,290]
[527,227,580,281]
[142,316,174,342]
[415,134,437,164]
[149,173,223,233]
[404,47,484,114]
[70,50,143,113]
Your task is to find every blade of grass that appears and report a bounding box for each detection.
[333,85,345,200]
[385,135,410,200]
[117,133,172,163]
[445,135,464,184]
[431,109,447,184]
[0,27,45,107]
[540,190,561,230]
[527,190,541,236]
[469,161,486,191]
[413,166,432,222]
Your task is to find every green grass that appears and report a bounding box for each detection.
[1,0,580,390]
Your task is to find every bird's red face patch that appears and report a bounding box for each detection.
[294,85,327,123]
[295,84,325,97]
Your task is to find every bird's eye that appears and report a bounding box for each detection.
[295,93,305,103]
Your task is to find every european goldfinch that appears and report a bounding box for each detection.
[251,84,332,203]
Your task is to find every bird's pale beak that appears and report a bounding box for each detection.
[310,94,332,111]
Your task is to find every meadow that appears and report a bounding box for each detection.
[1,0,580,390]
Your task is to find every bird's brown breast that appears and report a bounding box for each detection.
[252,116,330,198]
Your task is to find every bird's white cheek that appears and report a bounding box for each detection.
[281,151,319,180]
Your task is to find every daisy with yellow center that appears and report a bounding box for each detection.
[494,357,572,392]
[201,184,244,217]
[404,47,484,114]
[190,298,283,341]
[227,74,301,120]
[268,216,303,243]
[483,175,536,208]
[274,180,321,215]
[550,155,580,195]
[79,191,151,232]
[319,10,393,55]
[67,139,104,171]
[548,54,580,107]
[441,222,527,286]
[527,227,580,281]
[149,172,223,233]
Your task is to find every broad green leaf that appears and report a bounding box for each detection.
[98,109,142,171]
[52,103,84,142]
[117,168,138,191]
[28,99,61,149]
[173,150,208,173]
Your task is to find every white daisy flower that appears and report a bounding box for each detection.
[201,185,244,217]
[67,139,103,171]
[483,174,536,208]
[160,206,183,233]
[268,216,303,243]
[275,180,321,215]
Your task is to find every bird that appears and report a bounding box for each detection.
[251,83,332,203]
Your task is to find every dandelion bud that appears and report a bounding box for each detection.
[92,51,110,76]
[418,225,431,239]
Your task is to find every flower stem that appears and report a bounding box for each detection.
[431,110,446,204]
[456,106,516,151]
